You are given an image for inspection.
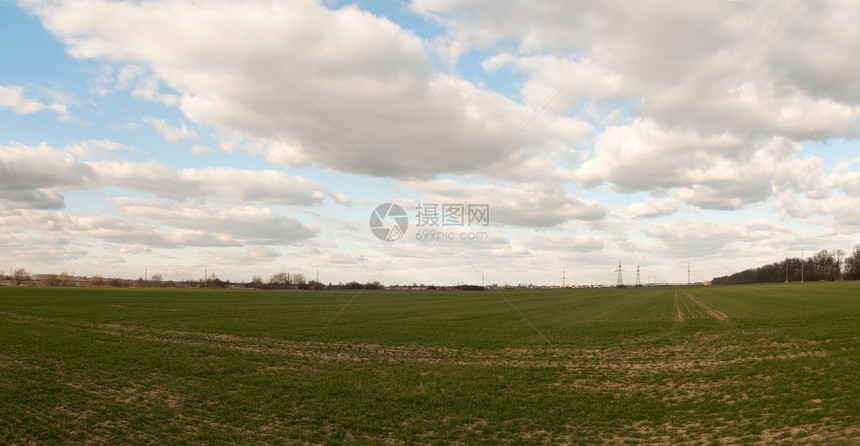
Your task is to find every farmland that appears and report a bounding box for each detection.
[1,283,859,444]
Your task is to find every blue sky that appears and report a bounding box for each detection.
[2,0,859,285]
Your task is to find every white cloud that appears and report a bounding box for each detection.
[412,0,860,204]
[90,159,342,206]
[0,142,348,209]
[517,233,604,252]
[320,253,368,264]
[24,0,592,181]
[132,76,178,105]
[66,139,149,157]
[625,197,678,219]
[107,122,142,131]
[117,245,152,254]
[200,246,281,265]
[401,179,605,227]
[0,230,88,264]
[0,84,71,121]
[642,219,745,258]
[107,198,318,246]
[0,200,318,250]
[145,118,199,144]
[9,0,860,284]
[577,122,828,210]
[190,144,214,155]
[0,142,93,209]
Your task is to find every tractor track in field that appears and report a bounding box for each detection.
[685,291,729,322]
[674,291,685,322]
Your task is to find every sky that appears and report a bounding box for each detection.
[1,0,859,286]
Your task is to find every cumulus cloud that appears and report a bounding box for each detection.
[0,142,348,209]
[0,190,66,210]
[0,143,93,209]
[9,0,860,283]
[642,219,745,258]
[0,231,88,263]
[413,0,860,206]
[577,123,825,210]
[0,200,318,251]
[23,0,591,181]
[91,159,346,205]
[107,198,318,246]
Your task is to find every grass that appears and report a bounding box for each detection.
[1,283,859,444]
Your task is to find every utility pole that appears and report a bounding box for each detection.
[562,268,566,288]
[687,262,691,285]
[801,251,804,283]
[635,263,641,286]
[785,257,789,283]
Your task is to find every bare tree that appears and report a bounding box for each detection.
[40,274,57,287]
[812,249,839,281]
[87,275,105,287]
[58,271,72,287]
[846,244,860,280]
[293,273,306,286]
[269,272,288,286]
[12,268,30,286]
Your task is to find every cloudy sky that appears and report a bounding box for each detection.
[2,0,859,286]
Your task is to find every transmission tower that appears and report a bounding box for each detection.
[616,262,624,287]
[635,262,641,286]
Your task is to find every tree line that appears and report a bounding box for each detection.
[246,272,382,290]
[712,244,860,285]
[0,268,383,290]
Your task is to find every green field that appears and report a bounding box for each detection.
[1,283,859,444]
